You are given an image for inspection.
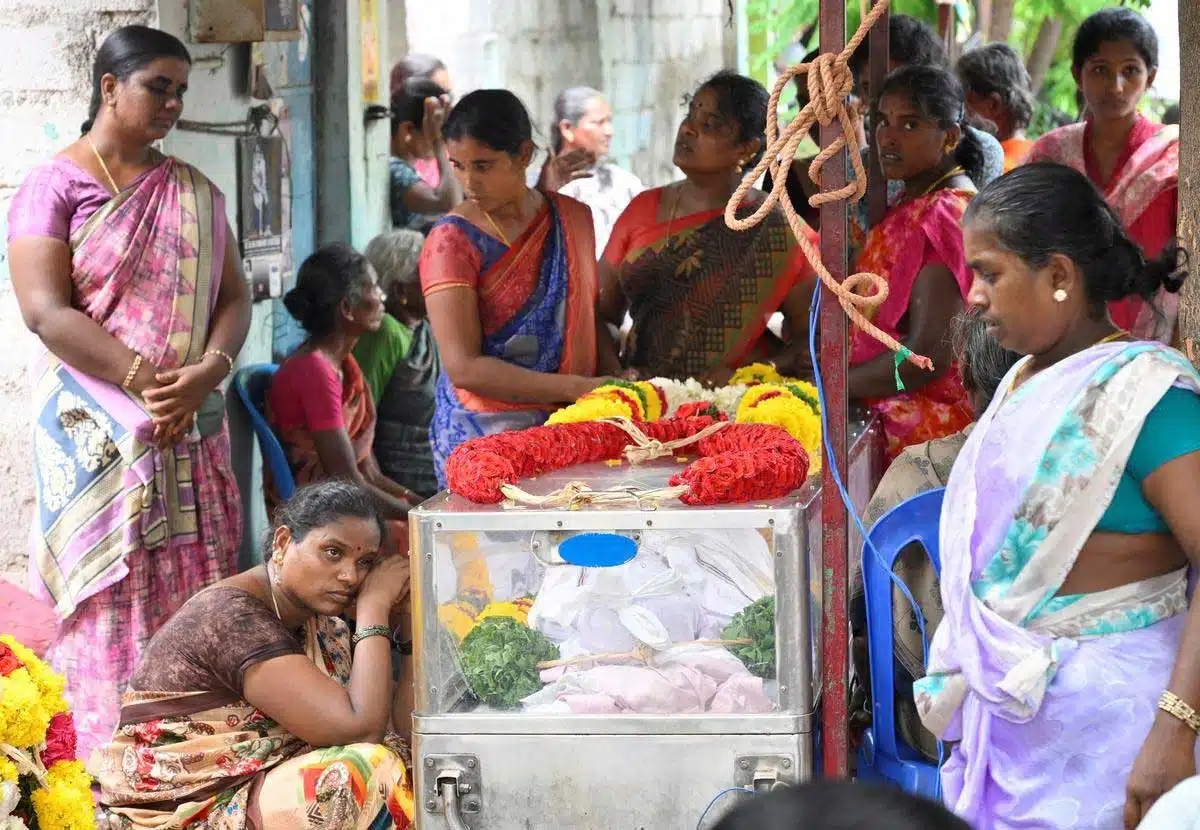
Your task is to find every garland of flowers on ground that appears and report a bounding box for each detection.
[0,637,94,830]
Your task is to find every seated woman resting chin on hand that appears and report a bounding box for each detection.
[92,482,416,830]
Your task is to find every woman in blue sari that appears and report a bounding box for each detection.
[418,90,608,486]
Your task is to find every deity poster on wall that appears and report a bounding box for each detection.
[238,135,286,301]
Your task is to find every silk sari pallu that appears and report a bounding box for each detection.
[617,203,800,379]
[92,616,415,830]
[915,342,1200,829]
[429,194,597,484]
[31,159,241,758]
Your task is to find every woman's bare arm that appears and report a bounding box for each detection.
[1124,450,1200,827]
[425,286,598,405]
[242,559,405,746]
[9,236,158,392]
[847,265,963,399]
[310,429,411,519]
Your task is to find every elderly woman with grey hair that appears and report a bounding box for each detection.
[352,229,441,498]
[537,86,644,256]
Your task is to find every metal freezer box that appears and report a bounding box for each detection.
[407,418,881,830]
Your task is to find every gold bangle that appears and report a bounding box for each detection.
[1158,691,1200,733]
[122,353,143,390]
[203,348,235,378]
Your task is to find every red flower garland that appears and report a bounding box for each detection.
[0,641,22,676]
[669,423,809,504]
[446,416,808,505]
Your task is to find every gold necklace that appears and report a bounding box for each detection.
[666,181,686,238]
[480,208,511,246]
[265,562,283,620]
[920,165,966,197]
[1008,328,1130,394]
[85,135,121,195]
[481,191,532,247]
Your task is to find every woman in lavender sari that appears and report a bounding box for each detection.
[916,162,1200,829]
[6,27,250,760]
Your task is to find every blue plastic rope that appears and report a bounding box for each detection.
[695,787,756,829]
[808,286,944,798]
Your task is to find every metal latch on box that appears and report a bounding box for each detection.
[735,755,799,792]
[423,755,481,829]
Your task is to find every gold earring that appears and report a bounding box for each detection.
[1053,289,1068,303]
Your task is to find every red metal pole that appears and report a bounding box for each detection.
[818,0,850,780]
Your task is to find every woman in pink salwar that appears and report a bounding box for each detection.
[1026,8,1178,342]
[6,26,250,760]
[918,163,1200,829]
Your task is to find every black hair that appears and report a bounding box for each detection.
[265,480,386,561]
[965,163,1187,314]
[956,43,1035,131]
[952,312,1022,405]
[878,64,986,186]
[390,53,447,95]
[1072,7,1158,73]
[443,89,532,156]
[283,242,373,339]
[552,86,604,154]
[712,780,971,830]
[390,77,448,137]
[851,14,946,77]
[1163,103,1180,126]
[696,70,770,166]
[83,25,191,135]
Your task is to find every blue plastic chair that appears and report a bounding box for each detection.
[856,487,945,798]
[232,364,295,502]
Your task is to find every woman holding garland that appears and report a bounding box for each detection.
[419,90,607,486]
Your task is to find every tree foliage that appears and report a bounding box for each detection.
[750,0,1160,137]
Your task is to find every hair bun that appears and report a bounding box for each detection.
[282,286,312,321]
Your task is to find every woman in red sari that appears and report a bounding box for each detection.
[598,71,814,382]
[845,65,984,459]
[419,90,606,486]
[1026,7,1177,342]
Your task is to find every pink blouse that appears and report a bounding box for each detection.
[5,157,131,242]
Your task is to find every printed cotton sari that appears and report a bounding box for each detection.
[916,342,1200,829]
[851,188,976,460]
[607,187,811,379]
[1027,118,1179,342]
[421,193,598,486]
[16,157,241,758]
[92,614,415,830]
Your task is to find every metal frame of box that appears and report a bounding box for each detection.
[408,418,880,828]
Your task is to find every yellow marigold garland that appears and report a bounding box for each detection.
[0,635,95,830]
[735,383,823,472]
[728,362,789,386]
[31,761,94,830]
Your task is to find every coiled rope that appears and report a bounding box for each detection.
[724,0,934,373]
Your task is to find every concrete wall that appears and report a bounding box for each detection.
[0,0,158,584]
[401,0,735,187]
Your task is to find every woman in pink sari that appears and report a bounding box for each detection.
[6,26,250,760]
[1026,7,1178,342]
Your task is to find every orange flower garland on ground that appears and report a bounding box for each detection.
[0,636,94,830]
